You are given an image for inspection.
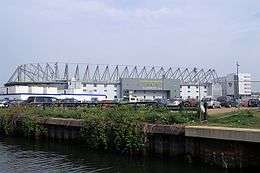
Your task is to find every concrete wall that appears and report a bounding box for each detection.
[180,85,208,100]
[120,78,180,99]
[2,117,260,168]
[238,73,251,96]
[221,73,252,98]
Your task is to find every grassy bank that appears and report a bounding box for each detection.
[1,106,260,152]
[206,109,260,129]
[0,106,197,152]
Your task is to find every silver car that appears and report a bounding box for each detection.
[202,98,221,109]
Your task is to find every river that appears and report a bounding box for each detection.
[0,137,248,173]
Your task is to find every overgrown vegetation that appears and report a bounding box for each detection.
[1,106,260,152]
[0,106,198,152]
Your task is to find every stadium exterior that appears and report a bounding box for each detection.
[0,62,222,101]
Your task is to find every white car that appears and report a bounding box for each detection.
[167,99,182,107]
[0,100,9,108]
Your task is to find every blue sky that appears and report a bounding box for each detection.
[1,0,260,90]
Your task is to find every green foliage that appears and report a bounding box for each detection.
[0,107,47,137]
[0,105,198,152]
[21,116,47,137]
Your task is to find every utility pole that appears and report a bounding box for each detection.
[198,81,201,121]
[236,61,240,99]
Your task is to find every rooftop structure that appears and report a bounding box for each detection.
[6,62,219,86]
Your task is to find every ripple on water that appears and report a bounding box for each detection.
[0,137,248,173]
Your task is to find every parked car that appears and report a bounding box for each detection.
[167,98,183,107]
[60,98,80,103]
[183,98,198,107]
[239,99,249,107]
[248,99,260,107]
[0,100,9,108]
[90,97,99,103]
[217,96,239,108]
[26,96,58,106]
[202,97,221,109]
[154,98,168,107]
[60,98,81,107]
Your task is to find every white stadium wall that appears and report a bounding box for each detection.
[180,85,208,100]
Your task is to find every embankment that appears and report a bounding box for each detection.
[1,116,259,168]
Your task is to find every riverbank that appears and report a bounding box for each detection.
[1,106,260,168]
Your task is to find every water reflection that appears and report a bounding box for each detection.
[0,137,246,173]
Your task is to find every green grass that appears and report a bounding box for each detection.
[207,109,260,128]
[1,106,260,152]
[0,105,198,124]
[0,106,198,151]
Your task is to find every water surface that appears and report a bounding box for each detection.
[0,137,247,173]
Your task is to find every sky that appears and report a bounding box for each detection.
[1,0,260,90]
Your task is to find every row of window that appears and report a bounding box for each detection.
[83,84,118,88]
[180,96,200,99]
[184,86,207,89]
[82,84,207,89]
[83,89,117,92]
[180,90,207,93]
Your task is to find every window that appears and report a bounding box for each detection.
[188,91,191,93]
[104,84,107,87]
[94,84,97,87]
[114,90,117,92]
[144,96,146,99]
[94,89,97,92]
[188,86,190,89]
[104,90,107,92]
[36,97,44,102]
[83,89,87,92]
[114,95,117,99]
[204,86,207,89]
[83,84,86,87]
[114,84,117,88]
[28,86,32,93]
[188,96,190,99]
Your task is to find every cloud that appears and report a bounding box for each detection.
[28,0,180,26]
[1,0,260,90]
